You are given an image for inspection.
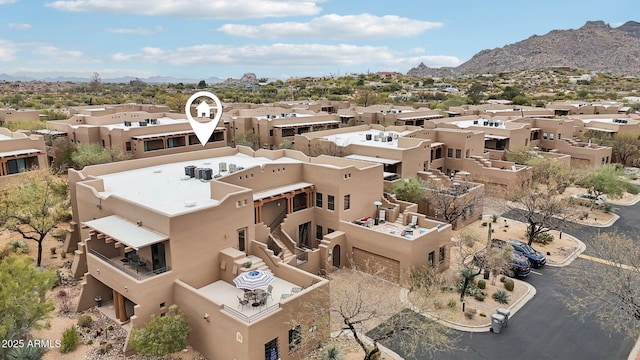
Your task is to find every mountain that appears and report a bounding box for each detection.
[408,20,640,77]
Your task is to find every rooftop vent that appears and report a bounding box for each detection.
[139,121,147,127]
[185,165,196,178]
[184,201,197,208]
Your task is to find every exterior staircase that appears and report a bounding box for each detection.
[395,212,404,226]
[270,225,296,263]
[246,255,270,271]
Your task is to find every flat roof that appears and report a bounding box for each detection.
[451,119,507,129]
[0,133,12,140]
[397,114,443,120]
[83,215,168,250]
[0,148,43,158]
[132,130,194,140]
[484,134,509,140]
[273,120,339,128]
[32,129,67,136]
[345,154,400,165]
[95,153,302,216]
[253,182,313,201]
[321,129,412,149]
[76,117,189,131]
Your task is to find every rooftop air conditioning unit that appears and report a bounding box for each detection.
[473,120,478,125]
[381,136,387,142]
[229,163,237,173]
[139,121,147,126]
[124,121,131,127]
[200,168,213,180]
[374,135,380,141]
[150,119,158,125]
[184,165,196,178]
[219,162,227,172]
[387,136,393,142]
[365,134,372,141]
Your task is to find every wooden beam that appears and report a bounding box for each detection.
[114,242,123,248]
[96,233,105,239]
[124,247,135,253]
[105,237,114,244]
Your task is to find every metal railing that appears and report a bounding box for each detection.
[222,303,280,323]
[89,249,170,281]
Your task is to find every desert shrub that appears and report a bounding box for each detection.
[129,306,190,357]
[86,339,93,345]
[7,344,47,360]
[9,240,28,253]
[60,326,80,353]
[322,344,344,360]
[464,308,477,319]
[433,299,444,309]
[602,203,613,213]
[56,289,72,313]
[474,292,486,301]
[479,311,487,317]
[492,290,510,304]
[477,279,486,289]
[503,278,515,291]
[447,299,457,309]
[533,232,554,244]
[77,315,93,328]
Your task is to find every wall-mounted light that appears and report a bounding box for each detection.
[203,313,210,321]
[124,286,128,292]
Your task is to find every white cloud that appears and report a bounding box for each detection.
[0,0,18,4]
[32,45,83,58]
[8,23,31,30]
[111,43,462,71]
[218,13,442,39]
[107,26,162,35]
[46,0,323,19]
[0,39,17,61]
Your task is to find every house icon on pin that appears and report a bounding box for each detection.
[196,100,211,118]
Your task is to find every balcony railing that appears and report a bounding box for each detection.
[89,249,170,281]
[222,303,280,323]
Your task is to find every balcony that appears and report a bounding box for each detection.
[89,249,170,281]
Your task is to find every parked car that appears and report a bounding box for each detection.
[474,243,531,278]
[571,193,605,206]
[507,239,547,267]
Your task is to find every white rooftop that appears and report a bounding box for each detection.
[321,129,412,149]
[72,117,189,130]
[0,133,12,140]
[0,148,43,158]
[83,215,168,250]
[579,118,636,125]
[95,153,302,216]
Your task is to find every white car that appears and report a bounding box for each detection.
[571,193,605,206]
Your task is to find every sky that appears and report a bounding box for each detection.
[0,0,636,80]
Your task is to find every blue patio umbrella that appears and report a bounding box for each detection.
[233,269,275,291]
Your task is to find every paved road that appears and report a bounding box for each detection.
[377,202,639,359]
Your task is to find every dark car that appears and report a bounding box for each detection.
[507,239,547,267]
[474,246,531,278]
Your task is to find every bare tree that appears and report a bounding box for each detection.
[610,132,640,165]
[289,269,457,360]
[89,72,102,93]
[562,232,640,338]
[425,181,484,228]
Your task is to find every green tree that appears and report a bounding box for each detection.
[466,82,487,104]
[129,306,190,357]
[197,80,207,89]
[233,132,261,150]
[0,254,57,354]
[0,171,69,266]
[577,165,638,208]
[392,177,427,204]
[3,120,47,132]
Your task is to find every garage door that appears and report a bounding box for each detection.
[352,247,400,283]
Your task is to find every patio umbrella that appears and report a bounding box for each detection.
[233,269,275,291]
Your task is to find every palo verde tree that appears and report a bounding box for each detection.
[392,177,427,204]
[0,170,69,267]
[0,254,57,359]
[562,232,640,338]
[576,164,638,208]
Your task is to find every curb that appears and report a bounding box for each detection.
[628,333,640,360]
[545,232,586,267]
[573,213,619,228]
[400,280,537,333]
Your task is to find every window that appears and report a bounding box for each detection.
[428,251,435,267]
[269,129,274,136]
[316,225,323,240]
[558,133,562,139]
[265,338,279,360]
[524,138,528,146]
[143,139,164,152]
[455,149,461,159]
[208,131,224,143]
[439,246,446,264]
[549,133,555,140]
[238,228,246,252]
[344,195,350,210]
[315,192,323,208]
[542,132,548,140]
[434,147,442,159]
[125,141,132,151]
[327,228,334,234]
[188,135,199,145]
[288,325,301,353]
[6,158,26,174]
[327,195,335,211]
[447,148,453,158]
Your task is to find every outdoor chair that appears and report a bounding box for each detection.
[237,295,249,310]
[280,293,292,301]
[409,215,418,228]
[266,285,274,300]
[291,286,303,294]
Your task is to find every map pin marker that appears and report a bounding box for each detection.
[185,91,223,146]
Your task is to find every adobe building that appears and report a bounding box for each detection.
[226,107,340,149]
[336,105,444,127]
[447,104,555,118]
[47,108,227,159]
[546,100,628,116]
[67,146,451,359]
[0,127,47,182]
[0,108,40,126]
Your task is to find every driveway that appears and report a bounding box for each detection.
[376,202,639,359]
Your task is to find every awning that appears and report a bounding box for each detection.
[83,215,168,250]
[273,120,339,128]
[0,149,43,158]
[430,142,445,147]
[253,182,314,201]
[484,134,509,140]
[345,154,400,165]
